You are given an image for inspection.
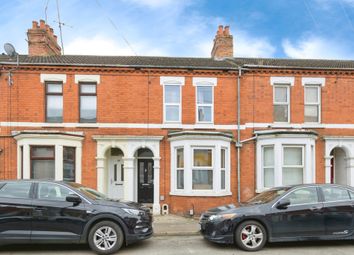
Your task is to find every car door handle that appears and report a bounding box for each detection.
[310,206,322,211]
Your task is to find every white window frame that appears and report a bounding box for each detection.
[220,147,227,190]
[262,145,275,188]
[160,76,185,124]
[192,147,214,190]
[273,84,290,123]
[304,85,321,123]
[256,134,316,193]
[169,136,231,196]
[282,145,305,185]
[196,86,214,124]
[163,85,182,123]
[175,147,184,190]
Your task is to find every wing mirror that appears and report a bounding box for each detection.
[66,194,82,206]
[276,199,290,210]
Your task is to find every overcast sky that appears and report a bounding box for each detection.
[1,0,354,59]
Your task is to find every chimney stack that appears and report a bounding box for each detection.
[211,25,233,59]
[27,20,62,56]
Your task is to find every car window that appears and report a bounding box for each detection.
[322,186,350,202]
[349,190,354,200]
[286,187,318,205]
[38,183,74,201]
[0,182,32,199]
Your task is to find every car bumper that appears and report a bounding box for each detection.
[126,226,153,245]
[200,218,235,244]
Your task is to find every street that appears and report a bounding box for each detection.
[0,236,353,255]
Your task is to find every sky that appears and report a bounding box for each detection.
[1,0,354,59]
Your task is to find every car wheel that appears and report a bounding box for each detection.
[88,221,124,255]
[235,220,267,251]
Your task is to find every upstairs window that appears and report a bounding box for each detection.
[197,86,213,123]
[304,86,320,123]
[164,85,181,122]
[46,82,63,123]
[273,85,289,122]
[80,83,97,123]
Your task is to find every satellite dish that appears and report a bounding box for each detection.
[4,43,17,58]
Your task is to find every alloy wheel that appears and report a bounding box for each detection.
[240,224,264,249]
[93,226,118,251]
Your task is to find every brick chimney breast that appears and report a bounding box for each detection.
[27,20,62,56]
[211,25,234,60]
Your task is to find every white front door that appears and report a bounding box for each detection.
[108,157,124,199]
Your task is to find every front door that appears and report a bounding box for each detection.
[138,159,154,203]
[108,157,124,199]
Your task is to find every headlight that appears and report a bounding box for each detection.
[122,208,143,216]
[209,213,237,221]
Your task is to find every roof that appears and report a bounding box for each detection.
[1,54,354,70]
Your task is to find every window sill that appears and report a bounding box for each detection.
[170,190,232,197]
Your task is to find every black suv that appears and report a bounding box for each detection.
[0,180,153,254]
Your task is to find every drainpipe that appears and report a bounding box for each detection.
[236,66,242,204]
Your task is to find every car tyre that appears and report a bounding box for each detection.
[88,221,124,255]
[235,220,267,252]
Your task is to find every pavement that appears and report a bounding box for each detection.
[153,214,200,236]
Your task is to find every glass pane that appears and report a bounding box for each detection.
[305,105,319,122]
[0,182,32,199]
[32,147,54,158]
[221,149,226,169]
[274,105,288,122]
[176,148,184,168]
[193,149,212,167]
[38,183,73,201]
[31,160,55,179]
[197,86,212,104]
[137,148,153,157]
[274,87,287,103]
[111,148,124,156]
[165,105,180,121]
[139,162,145,184]
[221,170,225,190]
[192,170,213,190]
[81,84,96,94]
[322,187,350,202]
[282,167,303,185]
[177,169,184,189]
[305,87,319,103]
[63,147,75,182]
[287,187,318,205]
[350,190,354,200]
[47,84,62,93]
[165,85,180,103]
[47,95,63,122]
[80,96,97,122]
[284,147,302,166]
[264,168,274,187]
[198,106,212,122]
[263,147,274,167]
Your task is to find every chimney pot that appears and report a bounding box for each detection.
[217,25,223,35]
[32,21,38,28]
[39,19,45,28]
[224,26,230,35]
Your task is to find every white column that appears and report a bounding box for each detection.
[153,157,161,215]
[274,143,282,187]
[123,157,135,201]
[324,156,332,184]
[76,146,82,183]
[96,157,105,193]
[23,144,30,179]
[55,145,63,180]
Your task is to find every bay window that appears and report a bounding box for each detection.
[63,147,76,182]
[31,146,55,179]
[256,130,317,192]
[169,133,231,196]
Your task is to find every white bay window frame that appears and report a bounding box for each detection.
[282,145,305,186]
[256,132,316,192]
[169,134,231,196]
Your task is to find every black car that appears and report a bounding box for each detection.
[200,184,354,251]
[0,180,153,254]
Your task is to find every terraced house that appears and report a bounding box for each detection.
[1,21,354,215]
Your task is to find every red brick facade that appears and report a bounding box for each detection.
[1,22,354,215]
